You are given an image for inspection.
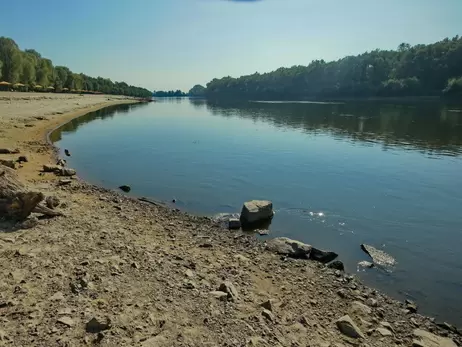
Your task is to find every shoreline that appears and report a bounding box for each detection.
[0,92,460,346]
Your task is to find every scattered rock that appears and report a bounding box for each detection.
[380,321,395,333]
[366,298,378,307]
[310,247,338,263]
[0,159,17,169]
[412,329,457,347]
[57,316,74,327]
[406,299,418,313]
[49,292,65,301]
[240,200,273,227]
[228,218,241,230]
[209,291,229,301]
[119,185,131,193]
[266,237,311,259]
[19,216,39,229]
[337,289,348,299]
[60,168,76,176]
[0,148,20,154]
[261,309,275,322]
[43,164,62,173]
[85,317,111,333]
[328,260,345,271]
[336,315,365,339]
[260,300,274,312]
[358,260,375,269]
[350,301,372,316]
[46,196,60,209]
[361,244,396,267]
[17,155,28,163]
[218,281,239,302]
[376,327,393,337]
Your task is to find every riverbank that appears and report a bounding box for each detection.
[0,93,460,346]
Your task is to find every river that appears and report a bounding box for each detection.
[51,98,462,325]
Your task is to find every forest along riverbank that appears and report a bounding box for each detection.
[0,93,460,346]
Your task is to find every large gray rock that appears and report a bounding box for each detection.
[266,237,312,259]
[240,200,273,226]
[361,244,396,267]
[412,329,457,347]
[336,315,365,339]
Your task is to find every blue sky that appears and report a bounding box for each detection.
[1,0,461,91]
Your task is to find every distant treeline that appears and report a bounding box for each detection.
[153,90,187,97]
[0,37,152,98]
[201,36,462,100]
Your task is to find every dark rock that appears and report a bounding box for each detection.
[119,185,131,193]
[17,156,28,163]
[228,218,241,230]
[60,168,76,176]
[260,300,274,312]
[310,247,338,263]
[0,159,17,169]
[261,309,275,322]
[266,237,311,259]
[46,196,60,209]
[328,260,345,271]
[0,148,20,154]
[240,200,273,227]
[85,317,111,333]
[64,149,71,157]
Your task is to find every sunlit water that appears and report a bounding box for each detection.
[52,98,462,325]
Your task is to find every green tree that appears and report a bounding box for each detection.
[0,37,23,83]
[20,52,36,85]
[188,84,206,96]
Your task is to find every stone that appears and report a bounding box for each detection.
[218,281,239,301]
[64,149,71,157]
[209,291,228,301]
[380,321,395,333]
[376,327,393,336]
[360,244,396,267]
[337,289,348,299]
[412,329,457,347]
[240,200,273,226]
[260,299,274,312]
[43,164,62,172]
[185,269,194,278]
[366,298,378,307]
[19,216,39,229]
[46,196,60,209]
[406,300,418,313]
[336,315,365,339]
[266,237,312,259]
[183,280,196,289]
[17,156,28,163]
[60,168,76,176]
[58,179,72,186]
[234,254,250,264]
[0,148,20,154]
[56,158,66,166]
[57,316,74,327]
[0,159,16,169]
[310,247,338,263]
[328,260,345,271]
[357,260,374,269]
[49,292,65,301]
[350,301,372,316]
[85,317,111,333]
[261,309,275,322]
[228,218,241,230]
[119,185,131,193]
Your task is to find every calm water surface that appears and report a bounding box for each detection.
[52,98,462,325]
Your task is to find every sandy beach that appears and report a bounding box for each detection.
[0,92,460,347]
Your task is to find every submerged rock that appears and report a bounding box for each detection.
[240,200,273,227]
[119,185,131,193]
[360,244,396,267]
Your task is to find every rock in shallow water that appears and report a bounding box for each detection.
[240,200,273,226]
[360,244,396,267]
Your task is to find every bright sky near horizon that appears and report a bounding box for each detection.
[1,0,461,91]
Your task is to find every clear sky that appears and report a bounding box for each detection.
[1,0,461,91]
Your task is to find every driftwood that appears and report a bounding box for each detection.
[0,164,62,220]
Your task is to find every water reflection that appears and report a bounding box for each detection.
[50,103,148,142]
[189,99,462,156]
